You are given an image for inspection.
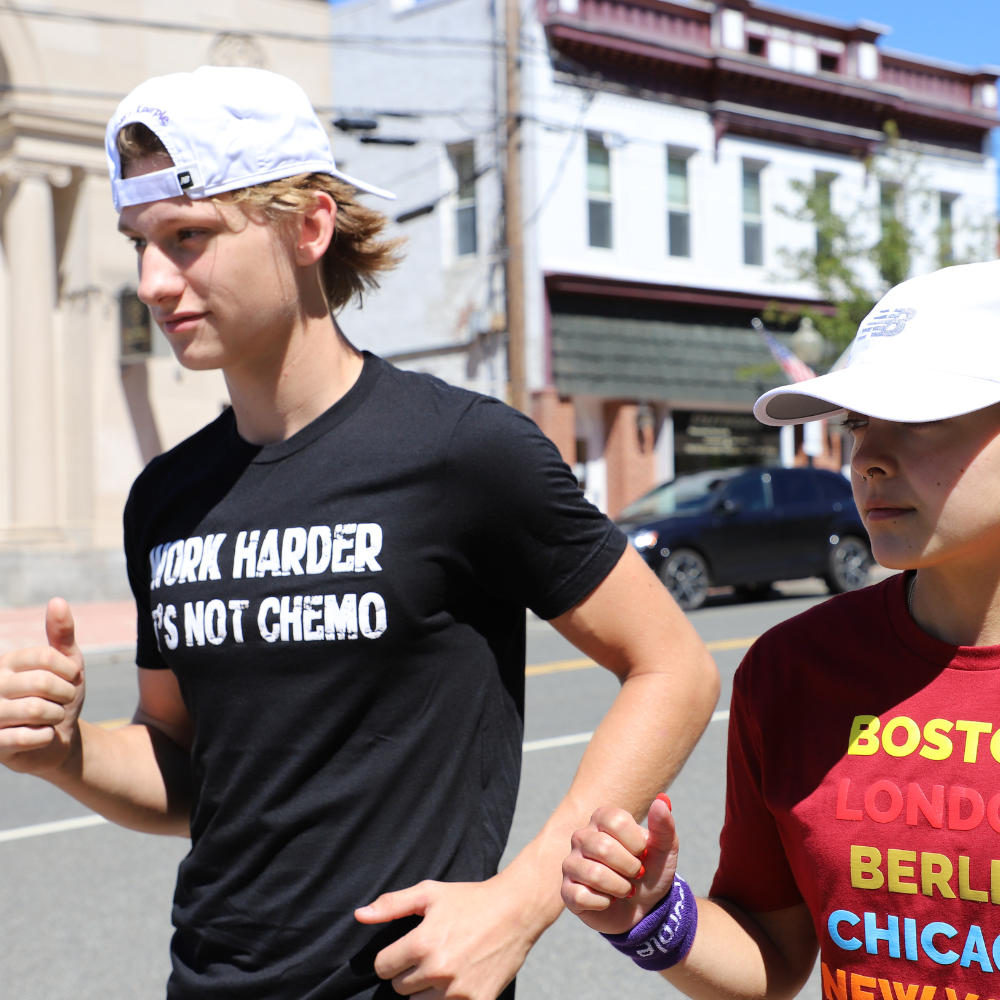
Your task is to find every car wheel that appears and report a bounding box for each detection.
[825,535,872,594]
[735,582,773,601]
[659,548,711,611]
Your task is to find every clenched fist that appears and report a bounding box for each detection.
[0,598,86,774]
[561,794,679,935]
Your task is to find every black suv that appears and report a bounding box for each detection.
[617,466,871,610]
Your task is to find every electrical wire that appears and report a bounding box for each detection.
[523,89,594,229]
[365,156,442,192]
[0,3,499,48]
[391,163,497,222]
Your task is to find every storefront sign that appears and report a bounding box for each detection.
[673,410,779,475]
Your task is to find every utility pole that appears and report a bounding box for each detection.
[503,0,528,414]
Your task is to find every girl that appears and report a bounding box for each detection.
[562,260,1000,999]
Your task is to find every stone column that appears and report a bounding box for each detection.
[2,164,69,535]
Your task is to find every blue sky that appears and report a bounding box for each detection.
[781,0,999,69]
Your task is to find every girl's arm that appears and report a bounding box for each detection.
[561,796,818,1000]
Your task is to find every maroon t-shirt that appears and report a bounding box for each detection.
[711,574,1000,996]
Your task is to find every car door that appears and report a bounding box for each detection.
[769,468,830,578]
[697,472,778,584]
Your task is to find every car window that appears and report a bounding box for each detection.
[618,467,743,520]
[770,469,821,507]
[723,475,768,511]
[816,471,853,501]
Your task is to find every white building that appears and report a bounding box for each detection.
[329,0,998,517]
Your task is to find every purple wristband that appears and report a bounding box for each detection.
[600,874,698,971]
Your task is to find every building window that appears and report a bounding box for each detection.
[120,290,153,360]
[587,133,612,248]
[815,171,836,255]
[747,36,766,57]
[819,52,839,72]
[451,145,477,256]
[879,182,898,233]
[742,162,764,266]
[939,193,957,265]
[667,151,691,258]
[574,439,588,489]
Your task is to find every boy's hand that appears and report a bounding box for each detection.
[561,794,679,935]
[0,598,86,774]
[355,873,533,998]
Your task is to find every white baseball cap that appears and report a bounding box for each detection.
[754,259,1000,425]
[106,66,395,211]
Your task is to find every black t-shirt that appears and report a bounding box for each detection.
[123,354,626,1000]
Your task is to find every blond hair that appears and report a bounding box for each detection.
[116,122,402,311]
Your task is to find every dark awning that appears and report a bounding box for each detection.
[552,313,789,404]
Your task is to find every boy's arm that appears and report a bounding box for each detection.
[0,599,193,836]
[356,545,721,998]
[562,798,817,1000]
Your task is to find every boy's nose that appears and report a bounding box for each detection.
[137,243,185,308]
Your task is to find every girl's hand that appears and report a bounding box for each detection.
[561,793,679,935]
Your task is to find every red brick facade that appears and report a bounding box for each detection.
[531,388,576,466]
[603,401,657,520]
[793,421,845,473]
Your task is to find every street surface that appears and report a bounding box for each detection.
[0,582,847,999]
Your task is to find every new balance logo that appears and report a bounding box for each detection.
[178,171,194,189]
[858,307,916,340]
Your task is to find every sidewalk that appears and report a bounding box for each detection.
[0,601,136,656]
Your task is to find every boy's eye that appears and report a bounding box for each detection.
[129,237,146,252]
[841,417,868,432]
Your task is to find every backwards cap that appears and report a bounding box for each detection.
[754,259,1000,426]
[106,66,395,211]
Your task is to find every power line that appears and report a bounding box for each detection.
[1,3,500,48]
[391,163,497,223]
[524,90,594,230]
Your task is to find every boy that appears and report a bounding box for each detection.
[561,260,1000,997]
[0,67,718,1000]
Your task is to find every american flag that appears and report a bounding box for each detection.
[751,317,816,383]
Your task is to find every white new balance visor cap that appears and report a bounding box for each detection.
[106,66,395,211]
[754,259,1000,426]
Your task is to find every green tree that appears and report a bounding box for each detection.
[772,121,995,355]
[774,170,875,353]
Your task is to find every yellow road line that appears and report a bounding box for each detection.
[88,636,762,719]
[92,717,130,730]
[525,636,759,676]
[705,635,760,652]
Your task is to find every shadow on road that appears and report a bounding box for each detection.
[700,564,899,610]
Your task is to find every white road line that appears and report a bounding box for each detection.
[0,715,734,838]
[523,731,594,752]
[522,710,729,753]
[0,814,108,844]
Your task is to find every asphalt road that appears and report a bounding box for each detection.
[0,582,836,1000]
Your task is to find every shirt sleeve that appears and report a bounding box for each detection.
[445,397,627,620]
[123,473,171,670]
[708,647,804,912]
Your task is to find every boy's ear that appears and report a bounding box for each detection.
[295,192,337,266]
